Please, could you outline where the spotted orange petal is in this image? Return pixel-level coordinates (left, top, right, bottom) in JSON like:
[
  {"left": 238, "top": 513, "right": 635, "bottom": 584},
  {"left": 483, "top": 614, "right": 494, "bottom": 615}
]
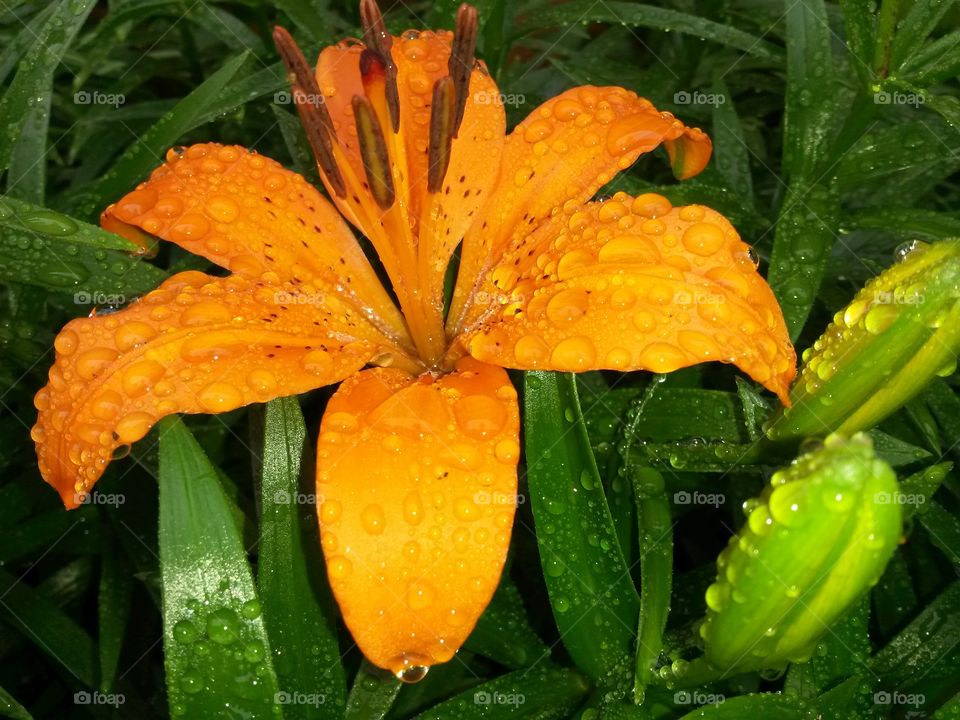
[
  {"left": 100, "top": 143, "right": 410, "bottom": 346},
  {"left": 316, "top": 357, "right": 519, "bottom": 675},
  {"left": 32, "top": 271, "right": 405, "bottom": 508},
  {"left": 448, "top": 86, "right": 712, "bottom": 336},
  {"left": 460, "top": 193, "right": 795, "bottom": 403}
]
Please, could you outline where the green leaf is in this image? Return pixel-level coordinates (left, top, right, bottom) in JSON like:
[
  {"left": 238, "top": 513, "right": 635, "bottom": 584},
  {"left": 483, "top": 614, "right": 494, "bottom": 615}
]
[
  {"left": 900, "top": 30, "right": 960, "bottom": 83},
  {"left": 0, "top": 567, "right": 97, "bottom": 686},
  {"left": 889, "top": 0, "right": 959, "bottom": 71},
  {"left": 344, "top": 662, "right": 400, "bottom": 720},
  {"left": 0, "top": 194, "right": 167, "bottom": 295},
  {"left": 678, "top": 692, "right": 804, "bottom": 718},
  {"left": 843, "top": 208, "right": 960, "bottom": 241},
  {"left": 782, "top": 0, "right": 836, "bottom": 179},
  {"left": 628, "top": 466, "right": 672, "bottom": 704},
  {"left": 80, "top": 52, "right": 248, "bottom": 213},
  {"left": 516, "top": 2, "right": 782, "bottom": 60},
  {"left": 464, "top": 578, "right": 547, "bottom": 670},
  {"left": 258, "top": 397, "right": 346, "bottom": 718},
  {"left": 0, "top": 685, "right": 32, "bottom": 720},
  {"left": 839, "top": 0, "right": 877, "bottom": 73},
  {"left": 158, "top": 417, "right": 281, "bottom": 719},
  {"left": 524, "top": 371, "right": 639, "bottom": 681},
  {"left": 710, "top": 77, "right": 755, "bottom": 211},
  {"left": 767, "top": 180, "right": 840, "bottom": 340},
  {"left": 918, "top": 501, "right": 960, "bottom": 565},
  {"left": 98, "top": 529, "right": 134, "bottom": 694},
  {"left": 412, "top": 665, "right": 589, "bottom": 719},
  {"left": 0, "top": 0, "right": 96, "bottom": 182}
]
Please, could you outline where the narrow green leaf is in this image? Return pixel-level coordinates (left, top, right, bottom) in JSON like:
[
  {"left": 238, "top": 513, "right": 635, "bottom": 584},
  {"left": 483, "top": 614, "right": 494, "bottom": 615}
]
[
  {"left": 158, "top": 417, "right": 281, "bottom": 719},
  {"left": 839, "top": 0, "right": 877, "bottom": 73},
  {"left": 782, "top": 0, "right": 836, "bottom": 179},
  {"left": 710, "top": 78, "right": 754, "bottom": 209},
  {"left": 0, "top": 568, "right": 97, "bottom": 686},
  {"left": 274, "top": 0, "right": 344, "bottom": 42},
  {"left": 900, "top": 30, "right": 960, "bottom": 83},
  {"left": 258, "top": 396, "right": 345, "bottom": 718},
  {"left": 412, "top": 665, "right": 589, "bottom": 719},
  {"left": 890, "top": 0, "right": 958, "bottom": 71},
  {"left": 735, "top": 377, "right": 771, "bottom": 442},
  {"left": 464, "top": 578, "right": 547, "bottom": 669},
  {"left": 0, "top": 0, "right": 96, "bottom": 178},
  {"left": 98, "top": 529, "right": 133, "bottom": 694},
  {"left": 344, "top": 662, "right": 400, "bottom": 720},
  {"left": 871, "top": 581, "right": 960, "bottom": 687},
  {"left": 919, "top": 501, "right": 960, "bottom": 565},
  {"left": 843, "top": 208, "right": 960, "bottom": 240},
  {"left": 678, "top": 692, "right": 804, "bottom": 718},
  {"left": 767, "top": 180, "right": 840, "bottom": 339},
  {"left": 0, "top": 685, "right": 32, "bottom": 720},
  {"left": 873, "top": 551, "right": 918, "bottom": 636},
  {"left": 82, "top": 52, "right": 248, "bottom": 212},
  {"left": 926, "top": 379, "right": 960, "bottom": 444},
  {"left": 0, "top": 194, "right": 166, "bottom": 295},
  {"left": 524, "top": 371, "right": 639, "bottom": 681},
  {"left": 517, "top": 2, "right": 782, "bottom": 59},
  {"left": 873, "top": 0, "right": 909, "bottom": 76},
  {"left": 628, "top": 466, "right": 672, "bottom": 704}
]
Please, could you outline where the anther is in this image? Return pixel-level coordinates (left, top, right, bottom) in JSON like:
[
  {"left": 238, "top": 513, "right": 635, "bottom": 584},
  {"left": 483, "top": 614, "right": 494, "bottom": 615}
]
[
  {"left": 427, "top": 77, "right": 455, "bottom": 193},
  {"left": 359, "top": 0, "right": 400, "bottom": 132},
  {"left": 448, "top": 4, "right": 478, "bottom": 137},
  {"left": 272, "top": 26, "right": 347, "bottom": 197},
  {"left": 352, "top": 94, "right": 396, "bottom": 209}
]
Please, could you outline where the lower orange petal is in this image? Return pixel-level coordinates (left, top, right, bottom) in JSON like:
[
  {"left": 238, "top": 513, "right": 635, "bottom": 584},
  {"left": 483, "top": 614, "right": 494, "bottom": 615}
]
[{"left": 316, "top": 358, "right": 520, "bottom": 676}]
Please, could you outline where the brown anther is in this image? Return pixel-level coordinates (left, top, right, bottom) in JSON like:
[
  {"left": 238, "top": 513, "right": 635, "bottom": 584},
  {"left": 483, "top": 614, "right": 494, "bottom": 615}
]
[
  {"left": 352, "top": 94, "right": 396, "bottom": 209},
  {"left": 272, "top": 26, "right": 346, "bottom": 197},
  {"left": 359, "top": 0, "right": 400, "bottom": 132},
  {"left": 427, "top": 76, "right": 455, "bottom": 193},
  {"left": 448, "top": 3, "right": 478, "bottom": 137}
]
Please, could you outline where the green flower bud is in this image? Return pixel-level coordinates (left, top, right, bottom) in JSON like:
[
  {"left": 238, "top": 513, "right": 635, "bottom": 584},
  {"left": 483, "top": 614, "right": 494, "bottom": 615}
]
[
  {"left": 701, "top": 433, "right": 901, "bottom": 672},
  {"left": 766, "top": 240, "right": 960, "bottom": 441}
]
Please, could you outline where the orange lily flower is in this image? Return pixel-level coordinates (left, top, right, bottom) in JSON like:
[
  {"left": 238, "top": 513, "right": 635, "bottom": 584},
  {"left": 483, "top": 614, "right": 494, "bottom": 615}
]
[{"left": 31, "top": 0, "right": 795, "bottom": 680}]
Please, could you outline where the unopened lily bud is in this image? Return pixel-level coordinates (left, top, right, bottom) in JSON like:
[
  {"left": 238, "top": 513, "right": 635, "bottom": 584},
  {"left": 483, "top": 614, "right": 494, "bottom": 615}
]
[
  {"left": 766, "top": 240, "right": 960, "bottom": 441},
  {"left": 701, "top": 433, "right": 901, "bottom": 672}
]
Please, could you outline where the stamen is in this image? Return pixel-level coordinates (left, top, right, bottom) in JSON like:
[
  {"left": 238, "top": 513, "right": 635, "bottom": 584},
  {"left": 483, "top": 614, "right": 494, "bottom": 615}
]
[
  {"left": 427, "top": 76, "right": 455, "bottom": 193},
  {"left": 448, "top": 4, "right": 478, "bottom": 137},
  {"left": 352, "top": 94, "right": 396, "bottom": 209},
  {"left": 359, "top": 0, "right": 400, "bottom": 132},
  {"left": 272, "top": 26, "right": 347, "bottom": 197}
]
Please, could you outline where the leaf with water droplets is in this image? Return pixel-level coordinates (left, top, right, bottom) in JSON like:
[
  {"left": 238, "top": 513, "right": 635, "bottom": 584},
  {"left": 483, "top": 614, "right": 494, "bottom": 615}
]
[
  {"left": 889, "top": 0, "right": 959, "bottom": 72},
  {"left": 344, "top": 661, "right": 400, "bottom": 720},
  {"left": 516, "top": 2, "right": 782, "bottom": 60},
  {"left": 464, "top": 577, "right": 548, "bottom": 669},
  {"left": 411, "top": 664, "right": 589, "bottom": 719},
  {"left": 0, "top": 684, "right": 32, "bottom": 720},
  {"left": 676, "top": 692, "right": 805, "bottom": 719},
  {"left": 524, "top": 371, "right": 639, "bottom": 681},
  {"left": 158, "top": 417, "right": 281, "bottom": 719},
  {"left": 258, "top": 396, "right": 345, "bottom": 718}
]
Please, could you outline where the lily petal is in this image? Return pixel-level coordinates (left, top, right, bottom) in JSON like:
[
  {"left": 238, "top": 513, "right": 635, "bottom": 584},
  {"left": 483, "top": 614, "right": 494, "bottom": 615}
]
[
  {"left": 101, "top": 143, "right": 410, "bottom": 346},
  {"left": 448, "top": 86, "right": 712, "bottom": 335},
  {"left": 33, "top": 271, "right": 398, "bottom": 508},
  {"left": 460, "top": 193, "right": 795, "bottom": 403},
  {"left": 316, "top": 357, "right": 519, "bottom": 675}
]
